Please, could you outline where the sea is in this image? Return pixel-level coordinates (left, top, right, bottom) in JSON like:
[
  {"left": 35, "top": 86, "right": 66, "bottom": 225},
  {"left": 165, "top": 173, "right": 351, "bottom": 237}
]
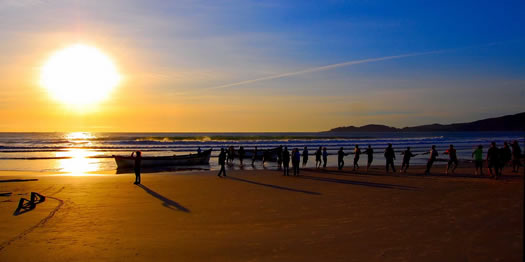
[{"left": 0, "top": 132, "right": 523, "bottom": 175}]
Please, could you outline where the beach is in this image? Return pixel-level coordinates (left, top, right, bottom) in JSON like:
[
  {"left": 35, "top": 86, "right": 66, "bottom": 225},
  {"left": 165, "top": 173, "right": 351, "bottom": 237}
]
[{"left": 0, "top": 166, "right": 522, "bottom": 261}]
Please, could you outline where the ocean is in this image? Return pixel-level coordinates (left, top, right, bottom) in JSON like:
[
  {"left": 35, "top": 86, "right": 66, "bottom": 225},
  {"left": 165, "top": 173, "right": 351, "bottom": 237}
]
[{"left": 0, "top": 132, "right": 523, "bottom": 174}]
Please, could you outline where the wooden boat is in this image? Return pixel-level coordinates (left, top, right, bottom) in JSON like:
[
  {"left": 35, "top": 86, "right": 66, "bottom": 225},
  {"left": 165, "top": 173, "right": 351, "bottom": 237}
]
[{"left": 113, "top": 149, "right": 211, "bottom": 169}]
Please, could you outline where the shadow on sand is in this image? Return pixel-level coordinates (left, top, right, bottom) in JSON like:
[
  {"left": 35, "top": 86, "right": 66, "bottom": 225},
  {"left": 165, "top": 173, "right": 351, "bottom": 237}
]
[
  {"left": 297, "top": 174, "right": 419, "bottom": 191},
  {"left": 0, "top": 179, "right": 38, "bottom": 183},
  {"left": 137, "top": 184, "right": 190, "bottom": 213},
  {"left": 226, "top": 176, "right": 321, "bottom": 195}
]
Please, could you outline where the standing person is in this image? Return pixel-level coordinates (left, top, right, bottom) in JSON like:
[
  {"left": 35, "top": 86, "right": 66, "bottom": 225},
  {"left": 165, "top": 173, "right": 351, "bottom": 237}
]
[
  {"left": 444, "top": 144, "right": 458, "bottom": 175},
  {"left": 500, "top": 142, "right": 512, "bottom": 174},
  {"left": 277, "top": 145, "right": 283, "bottom": 170},
  {"left": 511, "top": 140, "right": 522, "bottom": 173},
  {"left": 238, "top": 146, "right": 245, "bottom": 166},
  {"left": 322, "top": 147, "right": 328, "bottom": 168},
  {"left": 131, "top": 151, "right": 142, "bottom": 185},
  {"left": 282, "top": 146, "right": 290, "bottom": 176},
  {"left": 217, "top": 148, "right": 227, "bottom": 177},
  {"left": 384, "top": 143, "right": 396, "bottom": 173},
  {"left": 252, "top": 146, "right": 258, "bottom": 166},
  {"left": 337, "top": 147, "right": 346, "bottom": 170},
  {"left": 472, "top": 145, "right": 484, "bottom": 176},
  {"left": 302, "top": 146, "right": 309, "bottom": 167},
  {"left": 197, "top": 147, "right": 202, "bottom": 154},
  {"left": 292, "top": 148, "right": 301, "bottom": 176},
  {"left": 400, "top": 147, "right": 416, "bottom": 173},
  {"left": 487, "top": 142, "right": 500, "bottom": 178},
  {"left": 364, "top": 145, "right": 374, "bottom": 172},
  {"left": 353, "top": 145, "right": 361, "bottom": 171},
  {"left": 424, "top": 145, "right": 438, "bottom": 175},
  {"left": 315, "top": 146, "right": 322, "bottom": 168}
]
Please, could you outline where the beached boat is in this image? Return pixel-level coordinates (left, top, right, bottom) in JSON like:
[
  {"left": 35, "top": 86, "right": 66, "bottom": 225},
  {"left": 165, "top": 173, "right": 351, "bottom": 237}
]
[{"left": 113, "top": 149, "right": 212, "bottom": 169}]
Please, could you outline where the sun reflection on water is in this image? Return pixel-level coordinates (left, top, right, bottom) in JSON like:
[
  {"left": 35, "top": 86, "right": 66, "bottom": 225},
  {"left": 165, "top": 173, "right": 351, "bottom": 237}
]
[{"left": 56, "top": 132, "right": 101, "bottom": 175}]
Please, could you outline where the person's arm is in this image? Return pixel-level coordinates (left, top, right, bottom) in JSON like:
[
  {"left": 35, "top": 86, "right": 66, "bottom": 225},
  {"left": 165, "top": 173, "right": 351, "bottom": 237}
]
[{"left": 131, "top": 152, "right": 135, "bottom": 157}]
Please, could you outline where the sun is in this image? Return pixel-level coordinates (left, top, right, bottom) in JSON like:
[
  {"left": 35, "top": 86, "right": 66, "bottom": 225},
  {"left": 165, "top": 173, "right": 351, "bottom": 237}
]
[{"left": 40, "top": 44, "right": 121, "bottom": 108}]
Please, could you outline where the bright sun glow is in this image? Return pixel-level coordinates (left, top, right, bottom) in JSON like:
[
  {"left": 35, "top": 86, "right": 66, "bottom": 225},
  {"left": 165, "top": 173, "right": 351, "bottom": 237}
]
[{"left": 40, "top": 44, "right": 120, "bottom": 108}]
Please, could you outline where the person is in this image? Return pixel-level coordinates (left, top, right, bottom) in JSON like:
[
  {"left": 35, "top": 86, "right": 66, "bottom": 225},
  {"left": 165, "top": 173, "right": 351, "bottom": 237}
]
[
  {"left": 315, "top": 146, "right": 322, "bottom": 168},
  {"left": 353, "top": 145, "right": 361, "bottom": 171},
  {"left": 239, "top": 146, "right": 245, "bottom": 166},
  {"left": 302, "top": 146, "right": 309, "bottom": 167},
  {"left": 197, "top": 147, "right": 202, "bottom": 154},
  {"left": 487, "top": 142, "right": 500, "bottom": 178},
  {"left": 364, "top": 145, "right": 373, "bottom": 172},
  {"left": 282, "top": 146, "right": 290, "bottom": 176},
  {"left": 384, "top": 143, "right": 396, "bottom": 173},
  {"left": 217, "top": 148, "right": 227, "bottom": 177},
  {"left": 424, "top": 145, "right": 438, "bottom": 175},
  {"left": 292, "top": 148, "right": 301, "bottom": 176},
  {"left": 444, "top": 144, "right": 458, "bottom": 175},
  {"left": 500, "top": 142, "right": 512, "bottom": 174},
  {"left": 400, "top": 147, "right": 416, "bottom": 173},
  {"left": 337, "top": 147, "right": 346, "bottom": 170},
  {"left": 511, "top": 140, "right": 522, "bottom": 173},
  {"left": 252, "top": 146, "right": 258, "bottom": 166},
  {"left": 322, "top": 147, "right": 328, "bottom": 168},
  {"left": 277, "top": 145, "right": 283, "bottom": 170},
  {"left": 131, "top": 151, "right": 142, "bottom": 184},
  {"left": 472, "top": 145, "right": 483, "bottom": 176}
]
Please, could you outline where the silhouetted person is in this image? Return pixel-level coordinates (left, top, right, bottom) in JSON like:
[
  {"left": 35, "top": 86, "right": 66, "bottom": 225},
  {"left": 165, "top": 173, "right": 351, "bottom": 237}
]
[
  {"left": 131, "top": 151, "right": 142, "bottom": 184},
  {"left": 217, "top": 148, "right": 227, "bottom": 177},
  {"left": 487, "top": 142, "right": 500, "bottom": 178},
  {"left": 400, "top": 147, "right": 416, "bottom": 173},
  {"left": 197, "top": 147, "right": 202, "bottom": 154},
  {"left": 239, "top": 146, "right": 245, "bottom": 166},
  {"left": 424, "top": 145, "right": 438, "bottom": 175},
  {"left": 252, "top": 146, "right": 258, "bottom": 166},
  {"left": 277, "top": 145, "right": 283, "bottom": 170},
  {"left": 472, "top": 145, "right": 483, "bottom": 176},
  {"left": 500, "top": 142, "right": 512, "bottom": 173},
  {"left": 282, "top": 146, "right": 290, "bottom": 176},
  {"left": 384, "top": 143, "right": 396, "bottom": 173},
  {"left": 364, "top": 145, "right": 373, "bottom": 172},
  {"left": 353, "top": 145, "right": 361, "bottom": 171},
  {"left": 315, "top": 146, "right": 322, "bottom": 168},
  {"left": 511, "top": 140, "right": 522, "bottom": 173},
  {"left": 337, "top": 147, "right": 346, "bottom": 170},
  {"left": 322, "top": 147, "right": 328, "bottom": 168},
  {"left": 444, "top": 144, "right": 458, "bottom": 175},
  {"left": 292, "top": 148, "right": 301, "bottom": 176},
  {"left": 302, "top": 146, "right": 309, "bottom": 167},
  {"left": 227, "top": 146, "right": 235, "bottom": 164}
]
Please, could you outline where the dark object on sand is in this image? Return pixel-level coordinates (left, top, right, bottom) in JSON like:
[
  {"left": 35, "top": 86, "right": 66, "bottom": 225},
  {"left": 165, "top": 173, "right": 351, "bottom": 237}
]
[
  {"left": 113, "top": 149, "right": 212, "bottom": 169},
  {"left": 15, "top": 192, "right": 45, "bottom": 215}
]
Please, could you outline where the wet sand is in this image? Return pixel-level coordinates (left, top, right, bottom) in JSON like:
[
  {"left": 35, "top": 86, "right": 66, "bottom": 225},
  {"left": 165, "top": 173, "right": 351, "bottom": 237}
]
[{"left": 0, "top": 166, "right": 523, "bottom": 261}]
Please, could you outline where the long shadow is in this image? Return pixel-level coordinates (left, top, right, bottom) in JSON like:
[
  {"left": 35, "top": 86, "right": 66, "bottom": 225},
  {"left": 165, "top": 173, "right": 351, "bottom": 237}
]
[
  {"left": 0, "top": 179, "right": 38, "bottom": 183},
  {"left": 226, "top": 176, "right": 321, "bottom": 195},
  {"left": 297, "top": 175, "right": 419, "bottom": 191},
  {"left": 137, "top": 184, "right": 190, "bottom": 213}
]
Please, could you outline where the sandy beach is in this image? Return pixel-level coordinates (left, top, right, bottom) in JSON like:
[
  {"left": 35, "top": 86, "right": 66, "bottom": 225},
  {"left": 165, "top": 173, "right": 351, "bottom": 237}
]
[{"left": 0, "top": 166, "right": 522, "bottom": 261}]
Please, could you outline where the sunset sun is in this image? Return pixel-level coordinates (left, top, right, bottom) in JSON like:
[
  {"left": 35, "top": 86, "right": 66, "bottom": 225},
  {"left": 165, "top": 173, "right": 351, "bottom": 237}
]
[{"left": 40, "top": 44, "right": 120, "bottom": 108}]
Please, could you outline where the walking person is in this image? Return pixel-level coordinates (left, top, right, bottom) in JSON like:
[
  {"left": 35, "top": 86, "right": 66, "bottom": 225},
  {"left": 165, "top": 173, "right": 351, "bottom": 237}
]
[
  {"left": 424, "top": 145, "right": 438, "bottom": 175},
  {"left": 400, "top": 147, "right": 416, "bottom": 173},
  {"left": 352, "top": 145, "right": 361, "bottom": 171},
  {"left": 322, "top": 147, "right": 328, "bottom": 168},
  {"left": 131, "top": 151, "right": 142, "bottom": 185},
  {"left": 384, "top": 143, "right": 396, "bottom": 173},
  {"left": 472, "top": 145, "right": 483, "bottom": 176},
  {"left": 337, "top": 147, "right": 346, "bottom": 170},
  {"left": 292, "top": 148, "right": 301, "bottom": 176},
  {"left": 315, "top": 146, "right": 322, "bottom": 168},
  {"left": 500, "top": 142, "right": 512, "bottom": 174},
  {"left": 239, "top": 146, "right": 245, "bottom": 166},
  {"left": 511, "top": 140, "right": 522, "bottom": 173},
  {"left": 302, "top": 146, "right": 309, "bottom": 167},
  {"left": 487, "top": 142, "right": 500, "bottom": 178},
  {"left": 444, "top": 144, "right": 458, "bottom": 175},
  {"left": 282, "top": 146, "right": 290, "bottom": 176},
  {"left": 364, "top": 145, "right": 373, "bottom": 172},
  {"left": 217, "top": 148, "right": 227, "bottom": 177},
  {"left": 252, "top": 146, "right": 258, "bottom": 166}
]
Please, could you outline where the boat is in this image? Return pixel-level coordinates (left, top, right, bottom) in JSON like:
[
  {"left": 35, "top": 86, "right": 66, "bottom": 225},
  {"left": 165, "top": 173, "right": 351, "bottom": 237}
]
[{"left": 113, "top": 149, "right": 212, "bottom": 169}]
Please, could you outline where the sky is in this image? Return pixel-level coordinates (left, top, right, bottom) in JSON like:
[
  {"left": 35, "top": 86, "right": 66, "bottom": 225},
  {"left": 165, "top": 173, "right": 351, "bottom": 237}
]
[{"left": 0, "top": 0, "right": 524, "bottom": 132}]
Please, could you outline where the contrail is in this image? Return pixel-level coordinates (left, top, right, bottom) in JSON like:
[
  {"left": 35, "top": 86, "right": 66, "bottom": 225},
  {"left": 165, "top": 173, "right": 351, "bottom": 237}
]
[{"left": 203, "top": 49, "right": 446, "bottom": 92}]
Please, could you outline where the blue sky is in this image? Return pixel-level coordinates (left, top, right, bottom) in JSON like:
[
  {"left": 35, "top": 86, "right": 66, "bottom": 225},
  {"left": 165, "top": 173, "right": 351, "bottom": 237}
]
[{"left": 0, "top": 0, "right": 524, "bottom": 131}]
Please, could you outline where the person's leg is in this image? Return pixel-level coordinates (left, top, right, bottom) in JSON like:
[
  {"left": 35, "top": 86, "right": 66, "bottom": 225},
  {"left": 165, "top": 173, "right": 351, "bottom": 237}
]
[
  {"left": 452, "top": 160, "right": 458, "bottom": 173},
  {"left": 425, "top": 160, "right": 431, "bottom": 174},
  {"left": 391, "top": 161, "right": 396, "bottom": 173}
]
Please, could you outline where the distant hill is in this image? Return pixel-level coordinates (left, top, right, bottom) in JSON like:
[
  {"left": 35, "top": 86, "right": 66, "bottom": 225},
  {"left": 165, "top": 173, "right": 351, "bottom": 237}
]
[{"left": 326, "top": 112, "right": 525, "bottom": 132}]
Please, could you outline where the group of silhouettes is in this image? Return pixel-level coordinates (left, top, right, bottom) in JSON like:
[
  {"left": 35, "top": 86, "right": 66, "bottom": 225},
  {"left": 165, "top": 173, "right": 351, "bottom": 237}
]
[{"left": 216, "top": 140, "right": 522, "bottom": 179}]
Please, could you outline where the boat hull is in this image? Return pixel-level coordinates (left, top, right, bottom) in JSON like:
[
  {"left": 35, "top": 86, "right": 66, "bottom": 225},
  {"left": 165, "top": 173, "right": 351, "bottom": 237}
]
[{"left": 113, "top": 150, "right": 211, "bottom": 169}]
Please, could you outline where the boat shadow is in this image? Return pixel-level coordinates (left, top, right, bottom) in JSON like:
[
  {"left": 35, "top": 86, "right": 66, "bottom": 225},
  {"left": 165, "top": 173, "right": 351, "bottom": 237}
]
[
  {"left": 226, "top": 176, "right": 321, "bottom": 195},
  {"left": 137, "top": 184, "right": 190, "bottom": 213}
]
